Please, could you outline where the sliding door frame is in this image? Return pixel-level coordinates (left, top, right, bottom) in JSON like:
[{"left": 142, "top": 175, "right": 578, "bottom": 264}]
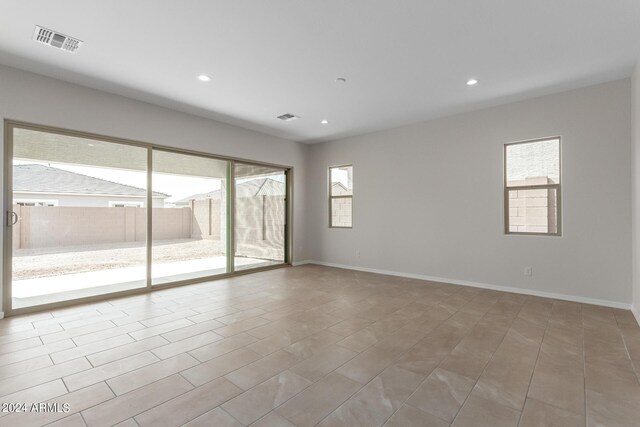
[
  {"left": 146, "top": 148, "right": 153, "bottom": 288},
  {"left": 228, "top": 161, "right": 235, "bottom": 274},
  {"left": 2, "top": 120, "right": 293, "bottom": 317},
  {"left": 3, "top": 122, "right": 14, "bottom": 316}
]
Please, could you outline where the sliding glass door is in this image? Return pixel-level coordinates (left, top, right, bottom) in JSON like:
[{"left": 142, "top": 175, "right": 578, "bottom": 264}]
[
  {"left": 4, "top": 123, "right": 290, "bottom": 314},
  {"left": 234, "top": 163, "right": 287, "bottom": 271},
  {"left": 9, "top": 128, "right": 148, "bottom": 309},
  {"left": 151, "top": 151, "right": 229, "bottom": 285}
]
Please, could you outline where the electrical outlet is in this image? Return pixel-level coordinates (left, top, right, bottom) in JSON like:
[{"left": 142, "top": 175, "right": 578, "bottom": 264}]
[
  {"left": 524, "top": 267, "right": 532, "bottom": 276},
  {"left": 355, "top": 250, "right": 360, "bottom": 258}
]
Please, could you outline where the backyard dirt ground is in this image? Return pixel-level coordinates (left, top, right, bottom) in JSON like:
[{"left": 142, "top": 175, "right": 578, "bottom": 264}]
[
  {"left": 13, "top": 238, "right": 285, "bottom": 280},
  {"left": 13, "top": 239, "right": 224, "bottom": 279}
]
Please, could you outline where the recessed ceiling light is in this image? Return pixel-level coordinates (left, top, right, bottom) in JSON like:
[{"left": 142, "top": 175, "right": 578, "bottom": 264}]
[
  {"left": 321, "top": 120, "right": 329, "bottom": 125},
  {"left": 197, "top": 74, "right": 212, "bottom": 82},
  {"left": 335, "top": 78, "right": 347, "bottom": 84},
  {"left": 466, "top": 78, "right": 479, "bottom": 86}
]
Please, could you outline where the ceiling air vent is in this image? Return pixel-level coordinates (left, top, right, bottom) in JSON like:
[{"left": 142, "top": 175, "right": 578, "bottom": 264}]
[
  {"left": 33, "top": 26, "right": 83, "bottom": 53},
  {"left": 277, "top": 113, "right": 300, "bottom": 122}
]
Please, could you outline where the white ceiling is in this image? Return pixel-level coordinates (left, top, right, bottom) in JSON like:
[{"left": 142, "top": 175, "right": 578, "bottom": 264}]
[{"left": 0, "top": 1, "right": 639, "bottom": 144}]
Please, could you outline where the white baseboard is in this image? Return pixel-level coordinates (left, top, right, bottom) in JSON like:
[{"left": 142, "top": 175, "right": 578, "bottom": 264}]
[
  {"left": 299, "top": 260, "right": 632, "bottom": 310},
  {"left": 292, "top": 260, "right": 312, "bottom": 267}
]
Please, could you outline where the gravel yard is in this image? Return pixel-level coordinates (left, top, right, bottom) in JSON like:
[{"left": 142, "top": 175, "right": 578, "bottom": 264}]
[{"left": 13, "top": 239, "right": 224, "bottom": 280}]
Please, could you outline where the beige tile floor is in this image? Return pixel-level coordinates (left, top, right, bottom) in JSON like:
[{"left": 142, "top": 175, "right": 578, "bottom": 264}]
[{"left": 1, "top": 265, "right": 639, "bottom": 427}]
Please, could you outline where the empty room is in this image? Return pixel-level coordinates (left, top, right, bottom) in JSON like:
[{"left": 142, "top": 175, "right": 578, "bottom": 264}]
[{"left": 0, "top": 1, "right": 639, "bottom": 426}]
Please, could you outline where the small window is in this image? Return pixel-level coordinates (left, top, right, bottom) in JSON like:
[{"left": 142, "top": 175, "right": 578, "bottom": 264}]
[
  {"left": 505, "top": 137, "right": 561, "bottom": 235},
  {"left": 109, "top": 201, "right": 144, "bottom": 208},
  {"left": 14, "top": 199, "right": 58, "bottom": 207},
  {"left": 329, "top": 165, "right": 353, "bottom": 228}
]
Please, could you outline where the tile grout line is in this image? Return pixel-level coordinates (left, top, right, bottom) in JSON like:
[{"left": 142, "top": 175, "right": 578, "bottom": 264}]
[
  {"left": 449, "top": 295, "right": 528, "bottom": 425},
  {"left": 315, "top": 289, "right": 493, "bottom": 426},
  {"left": 526, "top": 305, "right": 586, "bottom": 418},
  {"left": 2, "top": 267, "right": 639, "bottom": 427},
  {"left": 219, "top": 406, "right": 244, "bottom": 426},
  {"left": 616, "top": 324, "right": 640, "bottom": 389},
  {"left": 517, "top": 311, "right": 551, "bottom": 426},
  {"left": 103, "top": 356, "right": 267, "bottom": 424},
  {"left": 271, "top": 301, "right": 447, "bottom": 425},
  {"left": 384, "top": 316, "right": 482, "bottom": 423},
  {"left": 386, "top": 293, "right": 506, "bottom": 425}
]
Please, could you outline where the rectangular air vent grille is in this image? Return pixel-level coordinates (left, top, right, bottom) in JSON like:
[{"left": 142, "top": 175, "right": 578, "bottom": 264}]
[
  {"left": 62, "top": 37, "right": 81, "bottom": 52},
  {"left": 277, "top": 113, "right": 300, "bottom": 121},
  {"left": 35, "top": 27, "right": 53, "bottom": 44},
  {"left": 33, "top": 26, "right": 83, "bottom": 53}
]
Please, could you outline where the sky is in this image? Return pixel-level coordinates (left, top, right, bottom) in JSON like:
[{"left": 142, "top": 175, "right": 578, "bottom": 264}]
[{"left": 332, "top": 167, "right": 351, "bottom": 189}]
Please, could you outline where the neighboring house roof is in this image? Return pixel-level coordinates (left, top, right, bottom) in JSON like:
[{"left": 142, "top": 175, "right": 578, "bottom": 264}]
[
  {"left": 240, "top": 178, "right": 286, "bottom": 197},
  {"left": 331, "top": 182, "right": 350, "bottom": 195},
  {"left": 14, "top": 164, "right": 169, "bottom": 198},
  {"left": 176, "top": 177, "right": 285, "bottom": 204}
]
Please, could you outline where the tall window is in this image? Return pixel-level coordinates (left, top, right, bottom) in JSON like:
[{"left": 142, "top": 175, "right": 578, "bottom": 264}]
[
  {"left": 504, "top": 137, "right": 561, "bottom": 235},
  {"left": 5, "top": 122, "right": 291, "bottom": 314},
  {"left": 234, "top": 163, "right": 287, "bottom": 271},
  {"left": 151, "top": 151, "right": 229, "bottom": 285},
  {"left": 10, "top": 127, "right": 148, "bottom": 310},
  {"left": 329, "top": 165, "right": 353, "bottom": 228}
]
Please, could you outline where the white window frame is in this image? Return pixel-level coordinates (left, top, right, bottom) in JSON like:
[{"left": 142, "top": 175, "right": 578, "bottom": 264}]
[
  {"left": 329, "top": 164, "right": 353, "bottom": 229},
  {"left": 504, "top": 137, "right": 562, "bottom": 236}
]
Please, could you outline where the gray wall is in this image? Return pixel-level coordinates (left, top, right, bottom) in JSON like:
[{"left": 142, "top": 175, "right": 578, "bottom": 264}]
[
  {"left": 306, "top": 79, "right": 632, "bottom": 306},
  {"left": 1, "top": 63, "right": 635, "bottom": 314},
  {"left": 632, "top": 63, "right": 640, "bottom": 321},
  {"left": 0, "top": 64, "right": 309, "bottom": 312}
]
